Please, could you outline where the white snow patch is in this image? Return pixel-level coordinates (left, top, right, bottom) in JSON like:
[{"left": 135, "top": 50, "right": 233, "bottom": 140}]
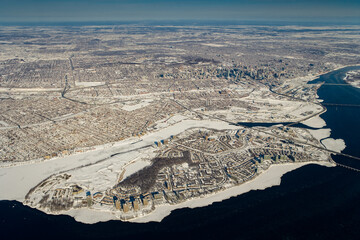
[
  {"left": 154, "top": 114, "right": 188, "bottom": 129},
  {"left": 65, "top": 208, "right": 117, "bottom": 224},
  {"left": 121, "top": 159, "right": 152, "bottom": 180},
  {"left": 201, "top": 43, "right": 226, "bottom": 47},
  {"left": 122, "top": 99, "right": 153, "bottom": 111},
  {"left": 321, "top": 138, "right": 346, "bottom": 152},
  {"left": 75, "top": 81, "right": 105, "bottom": 87},
  {"left": 308, "top": 128, "right": 331, "bottom": 141},
  {"left": 302, "top": 116, "right": 326, "bottom": 128}
]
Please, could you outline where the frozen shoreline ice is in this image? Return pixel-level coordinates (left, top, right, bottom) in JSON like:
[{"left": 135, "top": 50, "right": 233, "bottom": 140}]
[
  {"left": 302, "top": 116, "right": 326, "bottom": 128},
  {"left": 322, "top": 138, "right": 346, "bottom": 152}
]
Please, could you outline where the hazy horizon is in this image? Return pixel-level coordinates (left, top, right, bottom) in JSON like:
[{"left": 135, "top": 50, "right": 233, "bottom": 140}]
[{"left": 1, "top": 0, "right": 359, "bottom": 24}]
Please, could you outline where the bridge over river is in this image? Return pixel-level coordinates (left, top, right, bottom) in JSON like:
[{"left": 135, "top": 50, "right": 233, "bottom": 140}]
[{"left": 322, "top": 103, "right": 360, "bottom": 108}]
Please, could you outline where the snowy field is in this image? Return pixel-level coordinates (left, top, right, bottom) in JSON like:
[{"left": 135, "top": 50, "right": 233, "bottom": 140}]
[
  {"left": 302, "top": 116, "right": 326, "bottom": 128},
  {"left": 75, "top": 81, "right": 105, "bottom": 87},
  {"left": 122, "top": 99, "right": 153, "bottom": 111},
  {"left": 322, "top": 138, "right": 346, "bottom": 152}
]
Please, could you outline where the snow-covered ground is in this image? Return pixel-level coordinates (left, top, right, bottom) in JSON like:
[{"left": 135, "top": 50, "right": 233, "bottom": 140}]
[
  {"left": 75, "top": 81, "right": 105, "bottom": 87},
  {"left": 302, "top": 116, "right": 326, "bottom": 128},
  {"left": 60, "top": 161, "right": 334, "bottom": 224},
  {"left": 308, "top": 128, "right": 346, "bottom": 152},
  {"left": 322, "top": 138, "right": 346, "bottom": 152},
  {"left": 153, "top": 114, "right": 188, "bottom": 129},
  {"left": 0, "top": 119, "right": 239, "bottom": 202},
  {"left": 0, "top": 86, "right": 343, "bottom": 224},
  {"left": 120, "top": 158, "right": 152, "bottom": 181},
  {"left": 308, "top": 128, "right": 331, "bottom": 141},
  {"left": 122, "top": 99, "right": 153, "bottom": 111},
  {"left": 201, "top": 43, "right": 226, "bottom": 47}
]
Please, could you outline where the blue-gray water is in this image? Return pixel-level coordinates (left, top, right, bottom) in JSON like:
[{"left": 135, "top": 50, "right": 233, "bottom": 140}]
[{"left": 1, "top": 67, "right": 360, "bottom": 240}]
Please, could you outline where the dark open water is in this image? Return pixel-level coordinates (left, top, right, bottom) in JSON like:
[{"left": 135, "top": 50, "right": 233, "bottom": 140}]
[{"left": 1, "top": 67, "right": 360, "bottom": 240}]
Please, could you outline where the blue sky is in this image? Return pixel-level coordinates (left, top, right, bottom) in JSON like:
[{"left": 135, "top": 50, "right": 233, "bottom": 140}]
[{"left": 0, "top": 0, "right": 359, "bottom": 23}]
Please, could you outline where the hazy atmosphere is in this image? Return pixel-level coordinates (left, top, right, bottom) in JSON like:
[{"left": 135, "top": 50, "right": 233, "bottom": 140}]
[{"left": 1, "top": 0, "right": 360, "bottom": 23}]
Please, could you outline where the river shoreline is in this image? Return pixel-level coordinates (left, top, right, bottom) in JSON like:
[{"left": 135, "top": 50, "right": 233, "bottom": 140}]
[
  {"left": 1, "top": 66, "right": 357, "bottom": 224},
  {"left": 46, "top": 161, "right": 333, "bottom": 224}
]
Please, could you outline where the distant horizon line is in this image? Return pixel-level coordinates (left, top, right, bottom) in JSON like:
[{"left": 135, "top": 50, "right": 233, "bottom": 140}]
[{"left": 1, "top": 18, "right": 360, "bottom": 27}]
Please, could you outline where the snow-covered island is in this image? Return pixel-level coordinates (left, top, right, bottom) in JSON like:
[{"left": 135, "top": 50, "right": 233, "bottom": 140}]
[
  {"left": 0, "top": 117, "right": 341, "bottom": 223},
  {"left": 0, "top": 102, "right": 345, "bottom": 224}
]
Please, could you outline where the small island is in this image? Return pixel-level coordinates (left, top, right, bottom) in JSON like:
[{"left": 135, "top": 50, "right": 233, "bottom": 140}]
[{"left": 24, "top": 125, "right": 336, "bottom": 223}]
